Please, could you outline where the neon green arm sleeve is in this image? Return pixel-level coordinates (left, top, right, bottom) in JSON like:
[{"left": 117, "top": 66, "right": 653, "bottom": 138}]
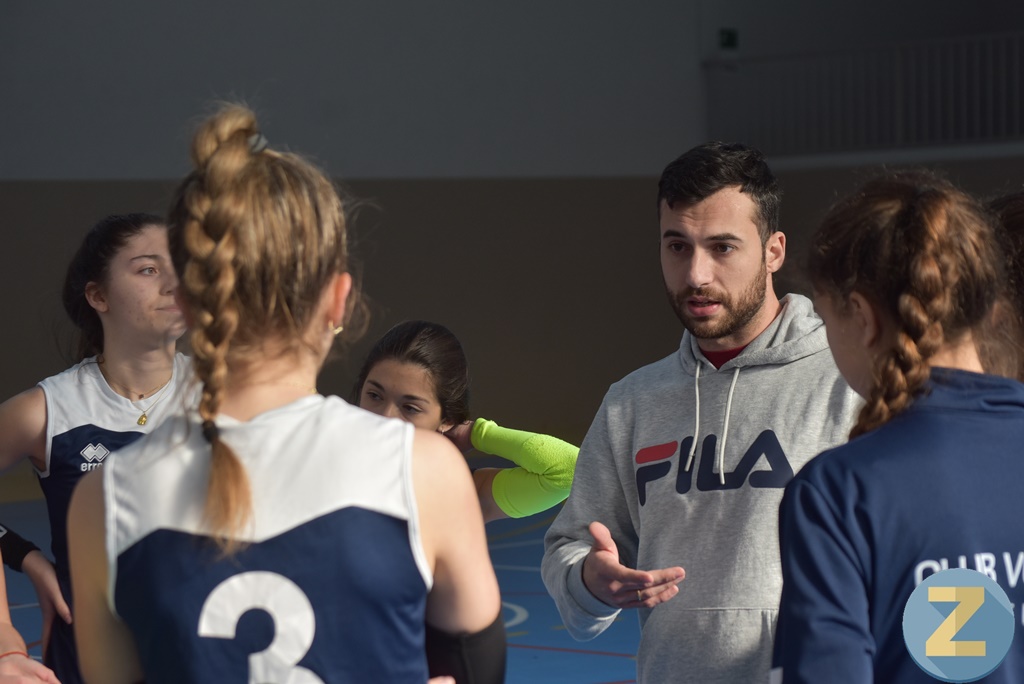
[{"left": 471, "top": 418, "right": 579, "bottom": 519}]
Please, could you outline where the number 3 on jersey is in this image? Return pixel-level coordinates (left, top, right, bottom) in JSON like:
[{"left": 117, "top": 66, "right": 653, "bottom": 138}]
[{"left": 198, "top": 571, "right": 324, "bottom": 684}]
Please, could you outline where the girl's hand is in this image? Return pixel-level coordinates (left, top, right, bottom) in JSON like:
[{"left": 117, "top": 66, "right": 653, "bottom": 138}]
[
  {"left": 22, "top": 552, "right": 71, "bottom": 659},
  {"left": 0, "top": 651, "right": 61, "bottom": 682},
  {"left": 442, "top": 420, "right": 475, "bottom": 454}
]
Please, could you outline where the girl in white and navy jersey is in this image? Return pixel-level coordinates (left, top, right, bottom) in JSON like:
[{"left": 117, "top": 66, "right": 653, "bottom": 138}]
[
  {"left": 0, "top": 212, "right": 189, "bottom": 684},
  {"left": 68, "top": 104, "right": 506, "bottom": 684}
]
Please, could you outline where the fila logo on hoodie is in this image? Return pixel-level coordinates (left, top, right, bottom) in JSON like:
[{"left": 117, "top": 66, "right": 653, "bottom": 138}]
[{"left": 634, "top": 431, "right": 793, "bottom": 505}]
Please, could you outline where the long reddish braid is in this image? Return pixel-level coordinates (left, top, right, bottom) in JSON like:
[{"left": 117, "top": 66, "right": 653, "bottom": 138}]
[{"left": 809, "top": 171, "right": 1003, "bottom": 438}]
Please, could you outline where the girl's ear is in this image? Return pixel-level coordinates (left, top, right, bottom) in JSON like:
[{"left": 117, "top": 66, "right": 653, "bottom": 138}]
[
  {"left": 84, "top": 281, "right": 109, "bottom": 314},
  {"left": 326, "top": 272, "right": 353, "bottom": 330},
  {"left": 849, "top": 291, "right": 884, "bottom": 349}
]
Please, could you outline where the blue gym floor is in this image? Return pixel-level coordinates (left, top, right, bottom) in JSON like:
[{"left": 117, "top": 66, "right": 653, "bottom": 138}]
[{"left": 2, "top": 498, "right": 640, "bottom": 683}]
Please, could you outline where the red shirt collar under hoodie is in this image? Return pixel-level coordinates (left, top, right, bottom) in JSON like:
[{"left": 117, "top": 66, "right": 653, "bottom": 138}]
[
  {"left": 701, "top": 345, "right": 748, "bottom": 369},
  {"left": 685, "top": 344, "right": 748, "bottom": 485}
]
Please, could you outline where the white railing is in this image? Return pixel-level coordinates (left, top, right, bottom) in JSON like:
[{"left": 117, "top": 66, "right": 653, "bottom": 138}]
[{"left": 704, "top": 32, "right": 1024, "bottom": 156}]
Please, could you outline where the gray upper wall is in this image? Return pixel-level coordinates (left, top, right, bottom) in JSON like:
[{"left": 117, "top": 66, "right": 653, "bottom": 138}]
[
  {"left": 697, "top": 0, "right": 1024, "bottom": 58},
  {"left": 0, "top": 2, "right": 702, "bottom": 180},
  {"left": 3, "top": 1, "right": 1022, "bottom": 181}
]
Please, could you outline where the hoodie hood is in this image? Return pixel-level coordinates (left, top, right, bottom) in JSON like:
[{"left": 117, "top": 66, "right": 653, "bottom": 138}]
[
  {"left": 677, "top": 293, "right": 832, "bottom": 484},
  {"left": 678, "top": 293, "right": 827, "bottom": 375}
]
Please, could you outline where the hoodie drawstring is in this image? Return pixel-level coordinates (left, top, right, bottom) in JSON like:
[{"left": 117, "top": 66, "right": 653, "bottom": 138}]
[
  {"left": 717, "top": 367, "right": 741, "bottom": 485},
  {"left": 685, "top": 364, "right": 742, "bottom": 485},
  {"left": 684, "top": 363, "right": 701, "bottom": 471}
]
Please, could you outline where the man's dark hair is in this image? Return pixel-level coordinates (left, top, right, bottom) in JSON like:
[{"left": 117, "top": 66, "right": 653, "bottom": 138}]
[{"left": 657, "top": 141, "right": 780, "bottom": 243}]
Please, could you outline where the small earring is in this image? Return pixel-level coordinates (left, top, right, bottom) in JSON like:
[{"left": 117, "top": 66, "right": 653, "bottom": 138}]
[{"left": 329, "top": 320, "right": 344, "bottom": 336}]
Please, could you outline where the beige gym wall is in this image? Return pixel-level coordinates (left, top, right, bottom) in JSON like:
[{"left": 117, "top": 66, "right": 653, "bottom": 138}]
[{"left": 4, "top": 152, "right": 1022, "bottom": 457}]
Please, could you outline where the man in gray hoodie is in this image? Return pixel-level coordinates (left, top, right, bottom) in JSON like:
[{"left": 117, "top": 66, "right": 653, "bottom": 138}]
[{"left": 541, "top": 142, "right": 861, "bottom": 683}]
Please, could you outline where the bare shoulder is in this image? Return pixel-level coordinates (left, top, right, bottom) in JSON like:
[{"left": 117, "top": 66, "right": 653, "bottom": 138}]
[
  {"left": 409, "top": 428, "right": 483, "bottom": 544},
  {"left": 0, "top": 386, "right": 46, "bottom": 425},
  {"left": 410, "top": 429, "right": 475, "bottom": 491},
  {"left": 0, "top": 387, "right": 47, "bottom": 469}
]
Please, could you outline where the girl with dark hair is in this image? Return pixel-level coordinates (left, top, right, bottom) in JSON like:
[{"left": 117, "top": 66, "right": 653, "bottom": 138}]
[
  {"left": 772, "top": 171, "right": 1024, "bottom": 682},
  {"left": 68, "top": 105, "right": 504, "bottom": 684},
  {"left": 356, "top": 320, "right": 578, "bottom": 523},
  {"left": 980, "top": 189, "right": 1024, "bottom": 380},
  {"left": 989, "top": 188, "right": 1024, "bottom": 315},
  {"left": 0, "top": 212, "right": 190, "bottom": 683}
]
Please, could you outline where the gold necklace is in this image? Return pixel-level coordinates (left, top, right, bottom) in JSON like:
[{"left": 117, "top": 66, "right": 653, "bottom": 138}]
[
  {"left": 132, "top": 381, "right": 174, "bottom": 426},
  {"left": 98, "top": 359, "right": 174, "bottom": 425}
]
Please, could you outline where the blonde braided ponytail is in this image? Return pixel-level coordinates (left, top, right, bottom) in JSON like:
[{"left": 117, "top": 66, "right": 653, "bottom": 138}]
[{"left": 168, "top": 104, "right": 355, "bottom": 552}]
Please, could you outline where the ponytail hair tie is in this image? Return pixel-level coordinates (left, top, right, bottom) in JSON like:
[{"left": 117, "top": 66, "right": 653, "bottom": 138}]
[
  {"left": 202, "top": 419, "right": 220, "bottom": 444},
  {"left": 247, "top": 133, "right": 269, "bottom": 154}
]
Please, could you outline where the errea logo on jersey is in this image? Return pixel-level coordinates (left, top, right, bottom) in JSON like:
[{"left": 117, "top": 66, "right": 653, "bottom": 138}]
[{"left": 80, "top": 443, "right": 110, "bottom": 472}]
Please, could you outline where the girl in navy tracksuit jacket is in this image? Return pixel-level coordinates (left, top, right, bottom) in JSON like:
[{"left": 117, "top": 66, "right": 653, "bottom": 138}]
[{"left": 772, "top": 171, "right": 1024, "bottom": 683}]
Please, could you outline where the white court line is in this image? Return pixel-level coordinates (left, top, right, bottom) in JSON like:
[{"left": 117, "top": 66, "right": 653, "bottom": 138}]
[
  {"left": 10, "top": 603, "right": 40, "bottom": 611},
  {"left": 502, "top": 602, "right": 529, "bottom": 628}
]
